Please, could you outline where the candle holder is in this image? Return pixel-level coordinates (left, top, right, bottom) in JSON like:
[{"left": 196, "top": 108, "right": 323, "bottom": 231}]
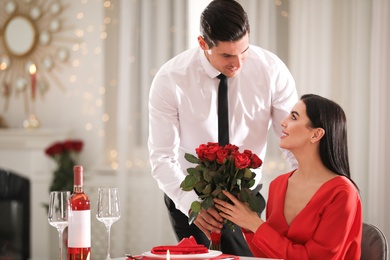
[
  {"left": 23, "top": 63, "right": 40, "bottom": 129},
  {"left": 23, "top": 113, "right": 40, "bottom": 129}
]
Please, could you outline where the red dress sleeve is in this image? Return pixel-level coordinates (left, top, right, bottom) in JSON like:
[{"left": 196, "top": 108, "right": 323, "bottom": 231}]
[{"left": 243, "top": 173, "right": 362, "bottom": 260}]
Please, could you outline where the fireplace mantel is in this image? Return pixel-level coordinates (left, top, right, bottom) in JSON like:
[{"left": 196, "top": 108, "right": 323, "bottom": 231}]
[{"left": 0, "top": 128, "right": 70, "bottom": 260}]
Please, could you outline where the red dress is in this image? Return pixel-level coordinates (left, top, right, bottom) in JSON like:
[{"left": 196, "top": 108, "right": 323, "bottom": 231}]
[{"left": 243, "top": 171, "right": 362, "bottom": 260}]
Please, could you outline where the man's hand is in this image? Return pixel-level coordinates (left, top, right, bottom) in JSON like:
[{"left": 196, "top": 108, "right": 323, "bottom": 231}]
[{"left": 193, "top": 207, "right": 224, "bottom": 240}]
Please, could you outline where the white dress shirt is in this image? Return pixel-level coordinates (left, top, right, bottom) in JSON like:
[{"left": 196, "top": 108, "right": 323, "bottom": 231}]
[{"left": 148, "top": 45, "right": 298, "bottom": 215}]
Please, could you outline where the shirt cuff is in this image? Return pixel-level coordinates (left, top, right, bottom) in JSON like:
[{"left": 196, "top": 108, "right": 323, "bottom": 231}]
[{"left": 177, "top": 191, "right": 201, "bottom": 217}]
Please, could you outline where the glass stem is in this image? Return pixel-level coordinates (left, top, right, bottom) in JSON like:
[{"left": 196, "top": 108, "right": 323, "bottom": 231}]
[
  {"left": 106, "top": 225, "right": 112, "bottom": 259},
  {"left": 58, "top": 229, "right": 63, "bottom": 260}
]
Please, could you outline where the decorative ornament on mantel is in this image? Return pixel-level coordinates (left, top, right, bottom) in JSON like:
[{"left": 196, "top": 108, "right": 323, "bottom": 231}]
[
  {"left": 23, "top": 63, "right": 40, "bottom": 129},
  {"left": 0, "top": 0, "right": 78, "bottom": 126}
]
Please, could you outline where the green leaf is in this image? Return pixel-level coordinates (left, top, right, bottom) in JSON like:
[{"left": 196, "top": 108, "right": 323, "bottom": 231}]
[
  {"left": 236, "top": 170, "right": 244, "bottom": 179},
  {"left": 199, "top": 194, "right": 208, "bottom": 199},
  {"left": 239, "top": 188, "right": 250, "bottom": 203},
  {"left": 204, "top": 169, "right": 219, "bottom": 183},
  {"left": 217, "top": 164, "right": 226, "bottom": 174},
  {"left": 194, "top": 181, "right": 207, "bottom": 193},
  {"left": 247, "top": 193, "right": 261, "bottom": 212},
  {"left": 211, "top": 186, "right": 222, "bottom": 197},
  {"left": 202, "top": 183, "right": 212, "bottom": 194},
  {"left": 188, "top": 210, "right": 199, "bottom": 225},
  {"left": 187, "top": 167, "right": 201, "bottom": 176},
  {"left": 185, "top": 153, "right": 201, "bottom": 164},
  {"left": 204, "top": 160, "right": 211, "bottom": 167},
  {"left": 190, "top": 201, "right": 202, "bottom": 213},
  {"left": 217, "top": 192, "right": 227, "bottom": 200},
  {"left": 247, "top": 179, "right": 255, "bottom": 188},
  {"left": 203, "top": 169, "right": 212, "bottom": 182},
  {"left": 244, "top": 168, "right": 252, "bottom": 179},
  {"left": 180, "top": 174, "right": 198, "bottom": 191},
  {"left": 201, "top": 196, "right": 214, "bottom": 210}
]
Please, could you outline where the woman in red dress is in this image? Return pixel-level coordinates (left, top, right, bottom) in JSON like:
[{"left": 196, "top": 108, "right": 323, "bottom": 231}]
[{"left": 214, "top": 94, "right": 362, "bottom": 259}]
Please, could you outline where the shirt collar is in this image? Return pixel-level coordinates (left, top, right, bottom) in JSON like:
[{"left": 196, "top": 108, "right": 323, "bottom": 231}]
[{"left": 198, "top": 48, "right": 221, "bottom": 79}]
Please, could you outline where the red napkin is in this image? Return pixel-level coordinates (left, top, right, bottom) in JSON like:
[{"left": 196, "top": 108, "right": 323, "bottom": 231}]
[{"left": 150, "top": 236, "right": 209, "bottom": 255}]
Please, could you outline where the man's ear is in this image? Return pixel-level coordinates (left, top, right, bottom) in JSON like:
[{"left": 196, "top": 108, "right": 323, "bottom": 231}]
[
  {"left": 198, "top": 36, "right": 208, "bottom": 50},
  {"left": 311, "top": 128, "right": 325, "bottom": 143}
]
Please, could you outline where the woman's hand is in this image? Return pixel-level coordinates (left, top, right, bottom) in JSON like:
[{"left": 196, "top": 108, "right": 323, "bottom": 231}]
[{"left": 214, "top": 190, "right": 264, "bottom": 233}]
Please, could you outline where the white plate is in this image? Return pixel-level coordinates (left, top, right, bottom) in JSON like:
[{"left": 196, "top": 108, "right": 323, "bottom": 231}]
[{"left": 142, "top": 249, "right": 222, "bottom": 259}]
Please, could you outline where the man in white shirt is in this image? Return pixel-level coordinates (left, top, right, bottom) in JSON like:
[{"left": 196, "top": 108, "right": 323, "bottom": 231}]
[{"left": 148, "top": 0, "right": 297, "bottom": 256}]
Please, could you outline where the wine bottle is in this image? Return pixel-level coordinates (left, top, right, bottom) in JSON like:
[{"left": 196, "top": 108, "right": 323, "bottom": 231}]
[{"left": 67, "top": 165, "right": 91, "bottom": 260}]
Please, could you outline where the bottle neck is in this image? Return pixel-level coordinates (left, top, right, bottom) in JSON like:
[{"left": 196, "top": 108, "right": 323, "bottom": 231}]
[
  {"left": 73, "top": 165, "right": 84, "bottom": 191},
  {"left": 73, "top": 185, "right": 84, "bottom": 193}
]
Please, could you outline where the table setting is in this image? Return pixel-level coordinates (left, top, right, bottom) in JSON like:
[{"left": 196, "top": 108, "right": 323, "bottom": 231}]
[
  {"left": 115, "top": 236, "right": 279, "bottom": 260},
  {"left": 46, "top": 160, "right": 280, "bottom": 260},
  {"left": 47, "top": 188, "right": 279, "bottom": 260},
  {"left": 124, "top": 236, "right": 235, "bottom": 260}
]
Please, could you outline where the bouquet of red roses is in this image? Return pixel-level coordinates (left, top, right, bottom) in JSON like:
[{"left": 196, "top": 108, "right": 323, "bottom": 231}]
[
  {"left": 180, "top": 142, "right": 263, "bottom": 230},
  {"left": 45, "top": 140, "right": 83, "bottom": 193}
]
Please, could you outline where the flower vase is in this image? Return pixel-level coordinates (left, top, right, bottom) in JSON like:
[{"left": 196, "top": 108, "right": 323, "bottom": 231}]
[{"left": 209, "top": 232, "right": 221, "bottom": 251}]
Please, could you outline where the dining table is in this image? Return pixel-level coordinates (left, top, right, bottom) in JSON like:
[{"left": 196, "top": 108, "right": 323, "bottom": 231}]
[
  {"left": 112, "top": 257, "right": 279, "bottom": 260},
  {"left": 111, "top": 236, "right": 283, "bottom": 260}
]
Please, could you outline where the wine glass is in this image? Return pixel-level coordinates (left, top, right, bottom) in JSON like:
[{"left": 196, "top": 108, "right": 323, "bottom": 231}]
[
  {"left": 48, "top": 191, "right": 71, "bottom": 260},
  {"left": 96, "top": 187, "right": 121, "bottom": 260}
]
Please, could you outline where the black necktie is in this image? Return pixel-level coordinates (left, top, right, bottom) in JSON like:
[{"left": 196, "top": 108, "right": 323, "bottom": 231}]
[{"left": 217, "top": 74, "right": 229, "bottom": 146}]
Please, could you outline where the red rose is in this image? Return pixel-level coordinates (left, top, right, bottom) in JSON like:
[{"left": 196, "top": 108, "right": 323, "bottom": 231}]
[
  {"left": 64, "top": 140, "right": 83, "bottom": 152},
  {"left": 207, "top": 142, "right": 219, "bottom": 147},
  {"left": 243, "top": 149, "right": 253, "bottom": 157},
  {"left": 196, "top": 144, "right": 208, "bottom": 161},
  {"left": 45, "top": 140, "right": 83, "bottom": 157},
  {"left": 234, "top": 152, "right": 251, "bottom": 169},
  {"left": 204, "top": 145, "right": 220, "bottom": 161},
  {"left": 45, "top": 142, "right": 64, "bottom": 156},
  {"left": 230, "top": 150, "right": 239, "bottom": 160},
  {"left": 250, "top": 154, "right": 263, "bottom": 169},
  {"left": 216, "top": 149, "right": 229, "bottom": 164},
  {"left": 224, "top": 144, "right": 239, "bottom": 154}
]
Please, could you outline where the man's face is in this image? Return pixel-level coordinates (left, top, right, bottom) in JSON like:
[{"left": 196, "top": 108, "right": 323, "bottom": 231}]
[{"left": 199, "top": 33, "right": 250, "bottom": 78}]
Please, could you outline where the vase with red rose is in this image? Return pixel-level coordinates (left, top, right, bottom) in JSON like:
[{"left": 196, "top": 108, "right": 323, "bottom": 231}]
[{"left": 45, "top": 139, "right": 83, "bottom": 193}]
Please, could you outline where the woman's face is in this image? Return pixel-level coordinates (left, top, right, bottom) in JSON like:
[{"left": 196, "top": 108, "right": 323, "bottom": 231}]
[{"left": 280, "top": 101, "right": 316, "bottom": 152}]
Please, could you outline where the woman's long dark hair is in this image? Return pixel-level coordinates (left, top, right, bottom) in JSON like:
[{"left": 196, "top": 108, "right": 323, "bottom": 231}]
[
  {"left": 200, "top": 0, "right": 250, "bottom": 48},
  {"left": 301, "top": 94, "right": 358, "bottom": 190}
]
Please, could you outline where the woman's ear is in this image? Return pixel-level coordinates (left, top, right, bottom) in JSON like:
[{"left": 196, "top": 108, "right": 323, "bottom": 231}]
[
  {"left": 311, "top": 128, "right": 325, "bottom": 143},
  {"left": 198, "top": 36, "right": 208, "bottom": 50}
]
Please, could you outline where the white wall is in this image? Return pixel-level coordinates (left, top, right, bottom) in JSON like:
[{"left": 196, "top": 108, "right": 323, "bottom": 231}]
[{"left": 1, "top": 0, "right": 105, "bottom": 171}]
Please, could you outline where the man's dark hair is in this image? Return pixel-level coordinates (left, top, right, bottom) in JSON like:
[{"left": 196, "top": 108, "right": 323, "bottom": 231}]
[{"left": 200, "top": 0, "right": 250, "bottom": 48}]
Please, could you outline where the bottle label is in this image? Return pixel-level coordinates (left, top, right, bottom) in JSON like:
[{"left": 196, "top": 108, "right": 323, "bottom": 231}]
[{"left": 68, "top": 210, "right": 91, "bottom": 247}]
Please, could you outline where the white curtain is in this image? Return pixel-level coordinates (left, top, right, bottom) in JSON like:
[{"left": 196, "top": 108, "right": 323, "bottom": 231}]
[
  {"left": 113, "top": 0, "right": 188, "bottom": 256},
  {"left": 109, "top": 0, "right": 390, "bottom": 256},
  {"left": 367, "top": 0, "right": 390, "bottom": 240},
  {"left": 289, "top": 0, "right": 372, "bottom": 205},
  {"left": 288, "top": 0, "right": 390, "bottom": 240}
]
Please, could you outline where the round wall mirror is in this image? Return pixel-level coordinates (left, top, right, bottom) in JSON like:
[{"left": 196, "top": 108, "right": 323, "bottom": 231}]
[
  {"left": 0, "top": 0, "right": 74, "bottom": 113},
  {"left": 3, "top": 15, "right": 37, "bottom": 57}
]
